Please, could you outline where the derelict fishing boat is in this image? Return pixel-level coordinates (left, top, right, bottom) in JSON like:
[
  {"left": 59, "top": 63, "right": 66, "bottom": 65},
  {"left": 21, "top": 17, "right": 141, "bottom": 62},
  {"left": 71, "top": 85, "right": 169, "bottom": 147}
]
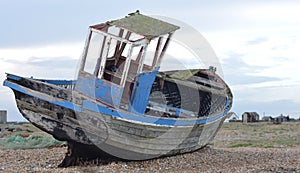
[{"left": 3, "top": 11, "right": 233, "bottom": 166}]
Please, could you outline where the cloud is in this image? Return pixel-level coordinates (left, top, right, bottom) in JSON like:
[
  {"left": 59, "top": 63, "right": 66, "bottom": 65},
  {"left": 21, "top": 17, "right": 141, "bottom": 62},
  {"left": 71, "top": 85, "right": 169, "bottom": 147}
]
[
  {"left": 0, "top": 42, "right": 83, "bottom": 60},
  {"left": 221, "top": 52, "right": 283, "bottom": 85},
  {"left": 209, "top": 31, "right": 300, "bottom": 117},
  {"left": 25, "top": 56, "right": 78, "bottom": 69},
  {"left": 1, "top": 56, "right": 79, "bottom": 79},
  {"left": 245, "top": 37, "right": 268, "bottom": 45},
  {"left": 226, "top": 74, "right": 281, "bottom": 86},
  {"left": 0, "top": 1, "right": 123, "bottom": 48},
  {"left": 0, "top": 43, "right": 83, "bottom": 78}
]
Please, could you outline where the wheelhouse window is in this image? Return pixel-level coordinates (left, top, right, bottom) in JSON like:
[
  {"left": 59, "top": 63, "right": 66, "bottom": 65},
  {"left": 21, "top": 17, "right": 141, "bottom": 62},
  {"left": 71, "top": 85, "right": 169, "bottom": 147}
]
[
  {"left": 83, "top": 32, "right": 105, "bottom": 74},
  {"left": 81, "top": 17, "right": 175, "bottom": 88}
]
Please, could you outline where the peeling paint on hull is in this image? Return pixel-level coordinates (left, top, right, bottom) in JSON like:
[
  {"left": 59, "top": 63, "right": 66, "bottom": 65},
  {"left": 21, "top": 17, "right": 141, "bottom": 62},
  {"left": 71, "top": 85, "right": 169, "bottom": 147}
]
[{"left": 5, "top": 75, "right": 231, "bottom": 161}]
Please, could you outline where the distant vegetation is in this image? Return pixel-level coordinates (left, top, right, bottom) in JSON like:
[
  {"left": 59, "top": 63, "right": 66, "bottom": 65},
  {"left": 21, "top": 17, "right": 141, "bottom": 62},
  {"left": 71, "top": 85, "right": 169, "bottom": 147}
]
[{"left": 212, "top": 122, "right": 300, "bottom": 148}]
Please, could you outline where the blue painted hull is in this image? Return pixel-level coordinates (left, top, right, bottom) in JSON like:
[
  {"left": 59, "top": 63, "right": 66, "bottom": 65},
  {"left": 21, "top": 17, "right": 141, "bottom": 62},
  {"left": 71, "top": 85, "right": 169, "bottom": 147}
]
[{"left": 4, "top": 73, "right": 232, "bottom": 160}]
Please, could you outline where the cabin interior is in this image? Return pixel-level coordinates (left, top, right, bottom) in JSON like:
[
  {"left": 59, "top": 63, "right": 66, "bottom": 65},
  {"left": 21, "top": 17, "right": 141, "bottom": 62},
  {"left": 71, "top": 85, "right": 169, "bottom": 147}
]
[{"left": 74, "top": 12, "right": 180, "bottom": 116}]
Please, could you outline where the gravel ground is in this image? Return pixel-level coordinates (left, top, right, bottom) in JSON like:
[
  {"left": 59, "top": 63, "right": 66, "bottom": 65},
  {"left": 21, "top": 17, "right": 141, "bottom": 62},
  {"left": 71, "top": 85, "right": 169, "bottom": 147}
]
[
  {"left": 0, "top": 146, "right": 299, "bottom": 172},
  {"left": 1, "top": 122, "right": 299, "bottom": 172}
]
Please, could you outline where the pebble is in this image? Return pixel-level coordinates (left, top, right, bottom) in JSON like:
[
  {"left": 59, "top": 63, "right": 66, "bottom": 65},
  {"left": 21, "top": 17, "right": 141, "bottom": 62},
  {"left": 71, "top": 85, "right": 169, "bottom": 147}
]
[{"left": 0, "top": 146, "right": 299, "bottom": 172}]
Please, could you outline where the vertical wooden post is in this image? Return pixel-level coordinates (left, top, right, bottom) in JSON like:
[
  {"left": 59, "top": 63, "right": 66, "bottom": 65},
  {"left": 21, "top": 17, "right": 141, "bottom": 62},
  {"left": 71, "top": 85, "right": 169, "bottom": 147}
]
[
  {"left": 137, "top": 44, "right": 148, "bottom": 73},
  {"left": 79, "top": 29, "right": 92, "bottom": 72},
  {"left": 94, "top": 33, "right": 108, "bottom": 76},
  {"left": 120, "top": 44, "right": 133, "bottom": 88},
  {"left": 114, "top": 28, "right": 124, "bottom": 57},
  {"left": 156, "top": 33, "right": 173, "bottom": 67},
  {"left": 152, "top": 37, "right": 162, "bottom": 69},
  {"left": 98, "top": 37, "right": 112, "bottom": 79}
]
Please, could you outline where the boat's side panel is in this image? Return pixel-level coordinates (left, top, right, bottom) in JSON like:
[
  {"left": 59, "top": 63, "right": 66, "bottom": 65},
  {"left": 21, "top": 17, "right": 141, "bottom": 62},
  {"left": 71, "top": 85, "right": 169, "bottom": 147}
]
[
  {"left": 13, "top": 89, "right": 224, "bottom": 160},
  {"left": 5, "top": 74, "right": 76, "bottom": 103},
  {"left": 129, "top": 69, "right": 158, "bottom": 114},
  {"left": 75, "top": 71, "right": 123, "bottom": 107},
  {"left": 14, "top": 93, "right": 107, "bottom": 145},
  {"left": 4, "top": 74, "right": 230, "bottom": 160},
  {"left": 76, "top": 108, "right": 224, "bottom": 160}
]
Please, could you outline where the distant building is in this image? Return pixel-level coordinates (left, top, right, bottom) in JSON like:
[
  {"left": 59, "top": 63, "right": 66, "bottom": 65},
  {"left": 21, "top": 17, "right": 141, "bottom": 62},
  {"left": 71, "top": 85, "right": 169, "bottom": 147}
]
[
  {"left": 273, "top": 114, "right": 290, "bottom": 124},
  {"left": 0, "top": 110, "right": 7, "bottom": 124},
  {"left": 262, "top": 116, "right": 273, "bottom": 122},
  {"left": 242, "top": 112, "right": 259, "bottom": 123}
]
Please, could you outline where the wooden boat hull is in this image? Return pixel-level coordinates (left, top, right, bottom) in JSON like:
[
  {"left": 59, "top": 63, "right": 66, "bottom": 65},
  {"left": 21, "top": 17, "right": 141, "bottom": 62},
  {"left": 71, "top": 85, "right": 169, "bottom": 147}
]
[{"left": 4, "top": 73, "right": 232, "bottom": 161}]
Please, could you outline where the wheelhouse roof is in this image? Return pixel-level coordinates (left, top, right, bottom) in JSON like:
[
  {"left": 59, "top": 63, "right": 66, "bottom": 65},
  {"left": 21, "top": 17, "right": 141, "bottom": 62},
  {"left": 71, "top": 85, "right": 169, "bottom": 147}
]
[{"left": 91, "top": 12, "right": 180, "bottom": 40}]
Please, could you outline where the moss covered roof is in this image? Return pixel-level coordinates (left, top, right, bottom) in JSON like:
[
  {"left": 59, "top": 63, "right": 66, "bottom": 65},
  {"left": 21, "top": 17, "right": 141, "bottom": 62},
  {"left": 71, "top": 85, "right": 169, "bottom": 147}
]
[{"left": 108, "top": 12, "right": 179, "bottom": 39}]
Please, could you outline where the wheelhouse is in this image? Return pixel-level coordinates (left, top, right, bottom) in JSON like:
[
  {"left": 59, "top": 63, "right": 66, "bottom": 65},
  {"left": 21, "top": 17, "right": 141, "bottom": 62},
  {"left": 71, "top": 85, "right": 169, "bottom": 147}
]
[{"left": 75, "top": 12, "right": 179, "bottom": 114}]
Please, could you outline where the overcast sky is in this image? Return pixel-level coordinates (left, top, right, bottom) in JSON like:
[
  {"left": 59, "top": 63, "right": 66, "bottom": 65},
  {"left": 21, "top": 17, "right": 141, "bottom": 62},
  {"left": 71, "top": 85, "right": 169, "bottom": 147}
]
[{"left": 0, "top": 0, "right": 300, "bottom": 121}]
